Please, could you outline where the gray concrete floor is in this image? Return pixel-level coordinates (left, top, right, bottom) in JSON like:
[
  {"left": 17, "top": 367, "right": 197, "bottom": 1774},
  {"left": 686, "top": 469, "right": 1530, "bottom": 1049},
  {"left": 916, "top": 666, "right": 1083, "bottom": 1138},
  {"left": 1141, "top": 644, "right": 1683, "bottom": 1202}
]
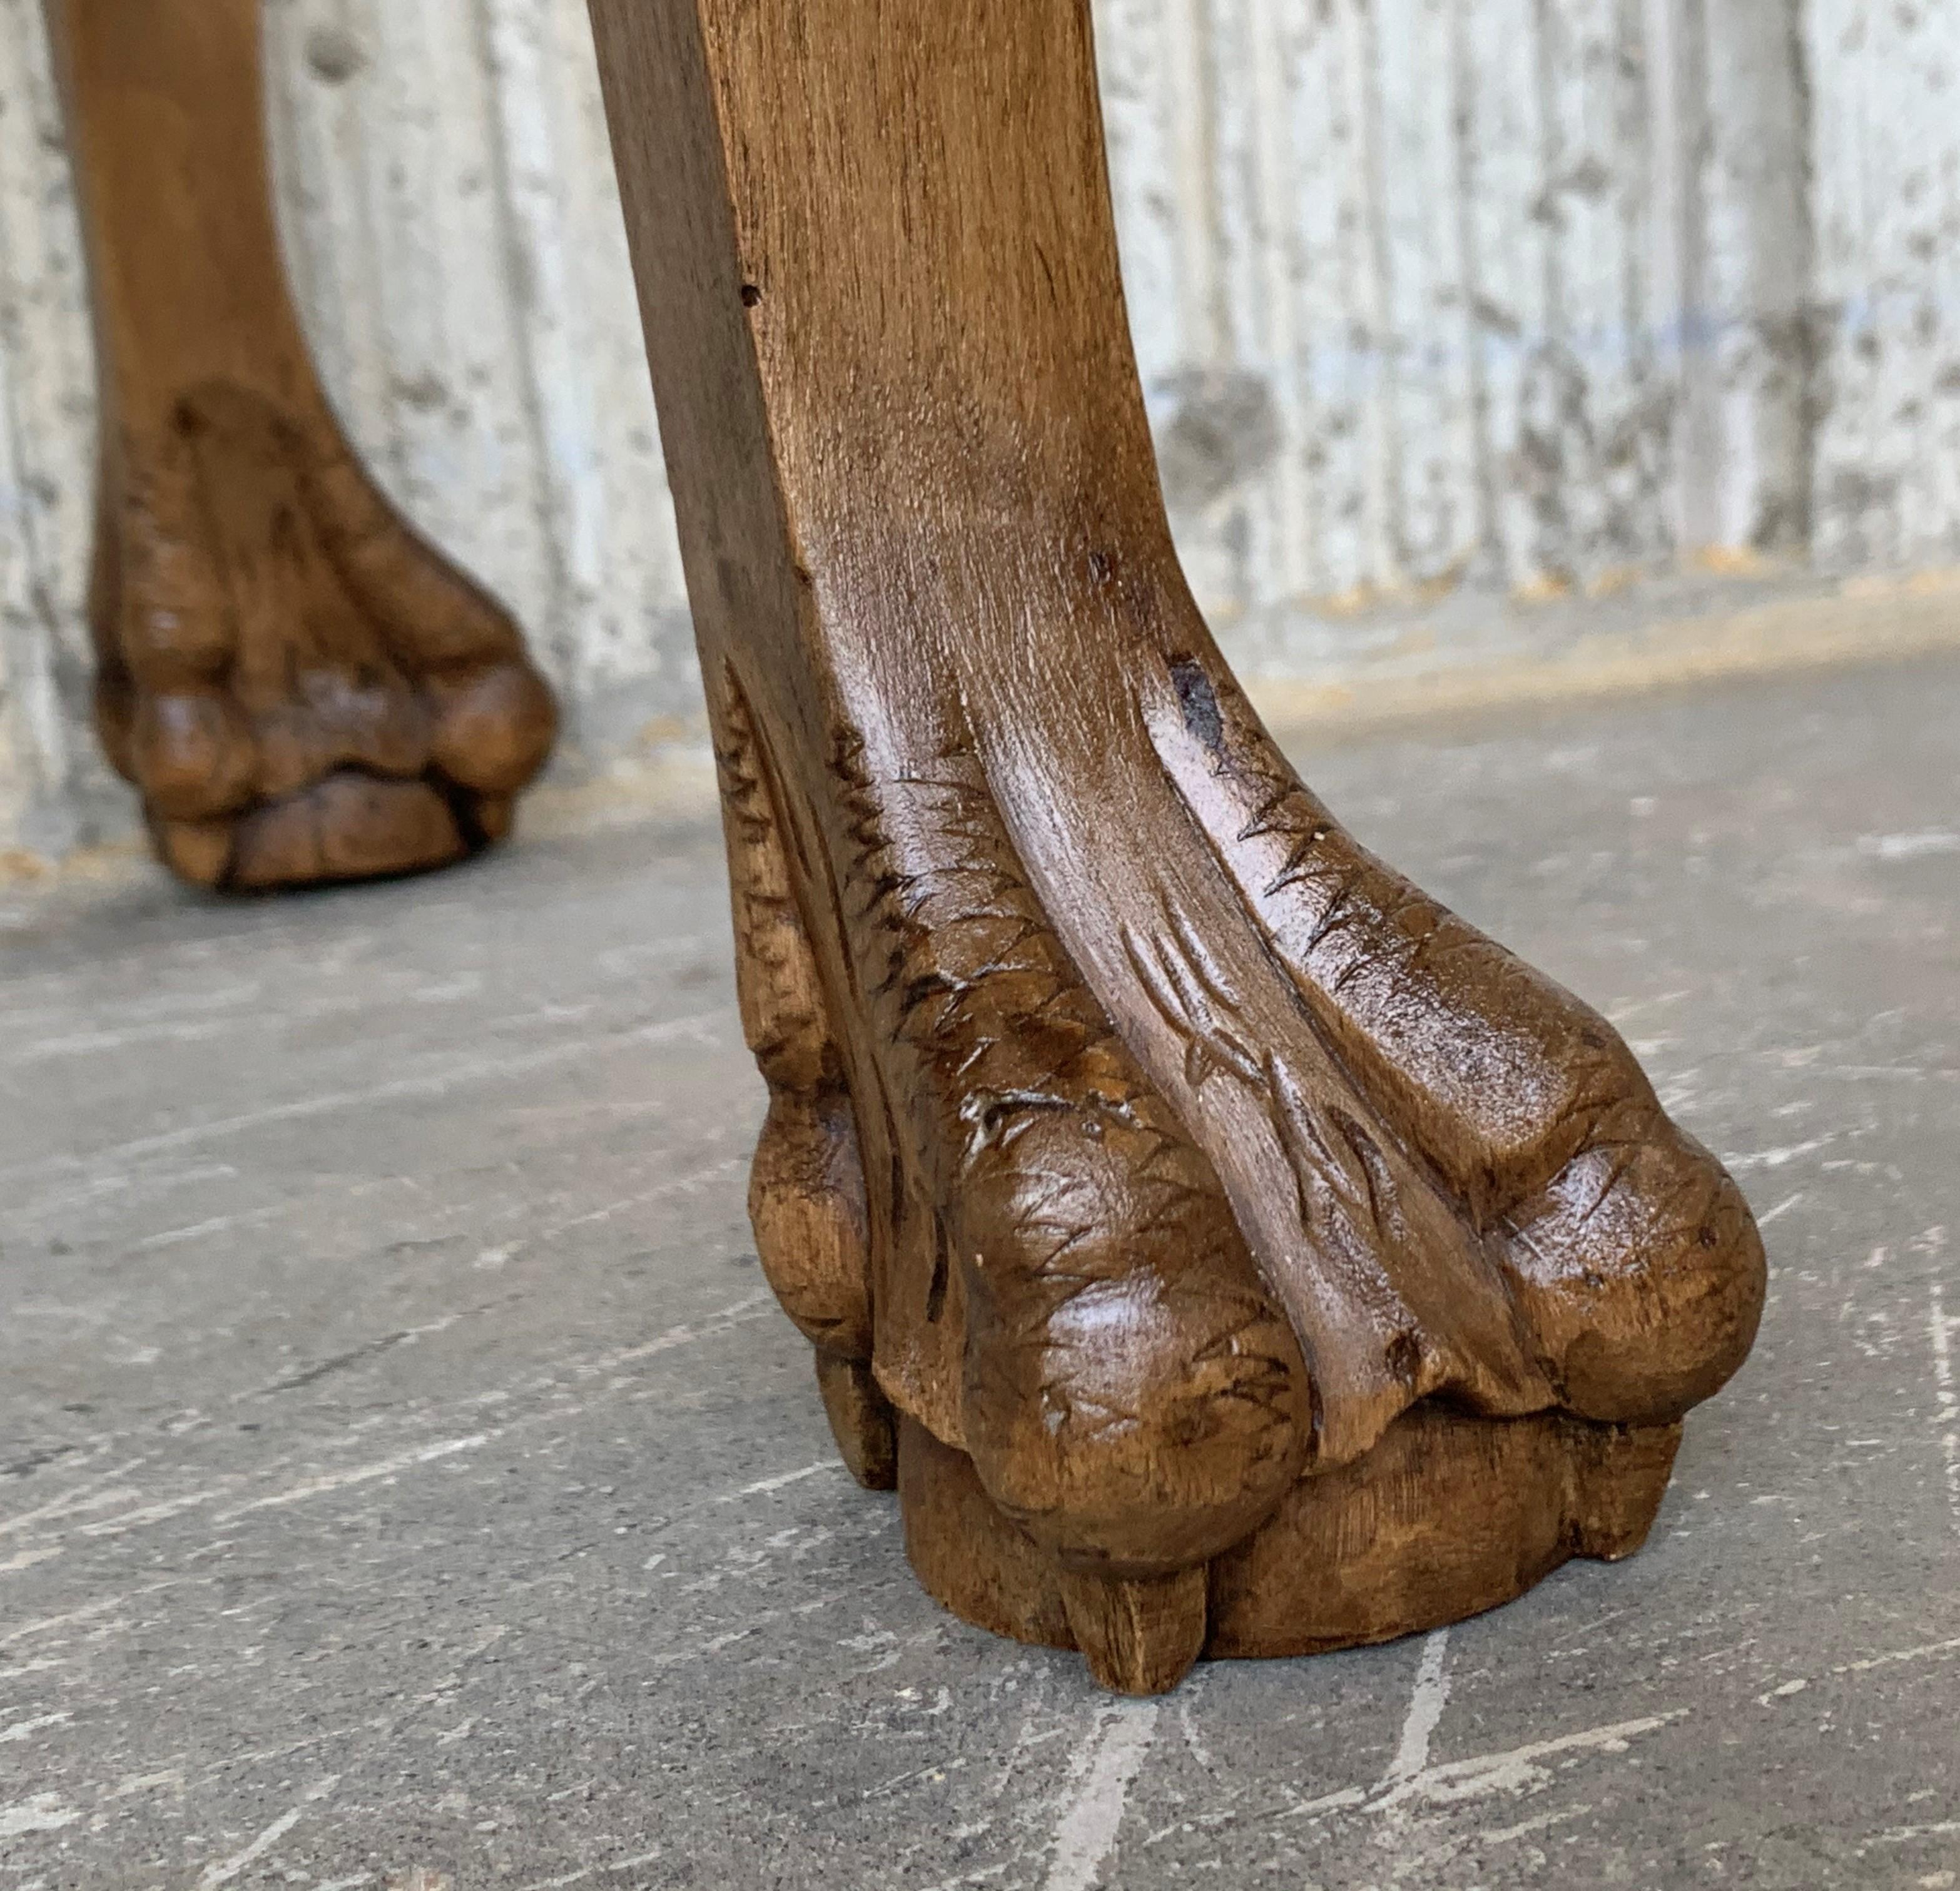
[{"left": 3, "top": 656, "right": 1957, "bottom": 1890}]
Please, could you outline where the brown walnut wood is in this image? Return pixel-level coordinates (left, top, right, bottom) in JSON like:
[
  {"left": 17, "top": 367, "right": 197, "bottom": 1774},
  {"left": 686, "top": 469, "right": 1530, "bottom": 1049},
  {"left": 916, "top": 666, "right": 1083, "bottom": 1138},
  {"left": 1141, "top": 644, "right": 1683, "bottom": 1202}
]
[
  {"left": 49, "top": 0, "right": 558, "bottom": 890},
  {"left": 586, "top": 0, "right": 1767, "bottom": 1693}
]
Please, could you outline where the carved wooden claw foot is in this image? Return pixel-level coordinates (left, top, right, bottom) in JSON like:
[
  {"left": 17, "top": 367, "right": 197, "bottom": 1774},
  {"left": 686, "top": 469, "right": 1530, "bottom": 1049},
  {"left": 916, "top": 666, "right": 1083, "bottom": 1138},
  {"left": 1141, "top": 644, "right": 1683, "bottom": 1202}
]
[
  {"left": 714, "top": 647, "right": 1764, "bottom": 1696},
  {"left": 586, "top": 0, "right": 1767, "bottom": 1695},
  {"left": 91, "top": 387, "right": 557, "bottom": 891}
]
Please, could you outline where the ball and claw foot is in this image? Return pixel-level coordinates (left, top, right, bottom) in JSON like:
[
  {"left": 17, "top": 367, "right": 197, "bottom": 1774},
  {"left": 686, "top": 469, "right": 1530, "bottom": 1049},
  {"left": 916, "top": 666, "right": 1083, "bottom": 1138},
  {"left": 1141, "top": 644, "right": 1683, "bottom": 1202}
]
[
  {"left": 713, "top": 629, "right": 1765, "bottom": 1697},
  {"left": 91, "top": 382, "right": 557, "bottom": 892}
]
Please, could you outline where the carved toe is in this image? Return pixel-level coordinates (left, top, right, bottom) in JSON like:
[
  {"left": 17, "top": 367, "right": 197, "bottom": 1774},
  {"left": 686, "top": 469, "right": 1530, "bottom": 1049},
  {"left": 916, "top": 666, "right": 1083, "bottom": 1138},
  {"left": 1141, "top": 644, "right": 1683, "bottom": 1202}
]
[
  {"left": 425, "top": 662, "right": 560, "bottom": 795},
  {"left": 954, "top": 1102, "right": 1308, "bottom": 1575},
  {"left": 130, "top": 687, "right": 258, "bottom": 820},
  {"left": 748, "top": 1086, "right": 874, "bottom": 1356},
  {"left": 226, "top": 774, "right": 466, "bottom": 890},
  {"left": 1059, "top": 1565, "right": 1209, "bottom": 1695},
  {"left": 815, "top": 1353, "right": 898, "bottom": 1490},
  {"left": 1502, "top": 1121, "right": 1765, "bottom": 1422}
]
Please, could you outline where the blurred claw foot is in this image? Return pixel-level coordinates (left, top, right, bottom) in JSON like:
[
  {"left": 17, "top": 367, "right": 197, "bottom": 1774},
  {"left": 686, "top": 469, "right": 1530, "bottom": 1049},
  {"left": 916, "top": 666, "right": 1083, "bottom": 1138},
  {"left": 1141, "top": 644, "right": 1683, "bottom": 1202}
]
[{"left": 92, "top": 380, "right": 556, "bottom": 891}]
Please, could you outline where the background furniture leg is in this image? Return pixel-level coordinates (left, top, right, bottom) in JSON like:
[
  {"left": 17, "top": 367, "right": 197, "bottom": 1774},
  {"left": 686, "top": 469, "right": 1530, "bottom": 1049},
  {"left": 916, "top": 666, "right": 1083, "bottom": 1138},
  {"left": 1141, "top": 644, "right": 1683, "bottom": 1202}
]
[{"left": 48, "top": 0, "right": 558, "bottom": 890}]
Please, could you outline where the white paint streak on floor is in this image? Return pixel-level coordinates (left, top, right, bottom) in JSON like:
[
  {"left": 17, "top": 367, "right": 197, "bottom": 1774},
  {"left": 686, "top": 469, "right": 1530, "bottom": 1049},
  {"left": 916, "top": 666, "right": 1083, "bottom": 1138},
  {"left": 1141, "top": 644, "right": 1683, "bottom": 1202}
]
[
  {"left": 723, "top": 1461, "right": 843, "bottom": 1500},
  {"left": 1042, "top": 1702, "right": 1160, "bottom": 1891},
  {"left": 0, "top": 1456, "right": 148, "bottom": 1538},
  {"left": 1376, "top": 1713, "right": 1680, "bottom": 1811},
  {"left": 606, "top": 1294, "right": 773, "bottom": 1367},
  {"left": 982, "top": 1706, "right": 1058, "bottom": 1806},
  {"left": 1277, "top": 1631, "right": 1455, "bottom": 1833},
  {"left": 111, "top": 1770, "right": 186, "bottom": 1799},
  {"left": 1720, "top": 1136, "right": 1835, "bottom": 1173},
  {"left": 0, "top": 1298, "right": 799, "bottom": 1577},
  {"left": 1857, "top": 1818, "right": 1960, "bottom": 1852},
  {"left": 1754, "top": 1631, "right": 1960, "bottom": 1703},
  {"left": 0, "top": 1793, "right": 80, "bottom": 1837},
  {"left": 1857, "top": 831, "right": 1960, "bottom": 861},
  {"left": 77, "top": 1488, "right": 230, "bottom": 1536},
  {"left": 1832, "top": 1635, "right": 1960, "bottom": 1676},
  {"left": 1474, "top": 1803, "right": 1590, "bottom": 1846},
  {"left": 0, "top": 1712, "right": 70, "bottom": 1745},
  {"left": 193, "top": 1775, "right": 337, "bottom": 1888},
  {"left": 0, "top": 1588, "right": 144, "bottom": 1649},
  {"left": 1349, "top": 1628, "right": 1458, "bottom": 1847},
  {"left": 545, "top": 1155, "right": 748, "bottom": 1234},
  {"left": 215, "top": 1436, "right": 489, "bottom": 1521},
  {"left": 1931, "top": 1282, "right": 1959, "bottom": 1533},
  {"left": 1160, "top": 1684, "right": 1658, "bottom": 1860},
  {"left": 1383, "top": 1630, "right": 1453, "bottom": 1786},
  {"left": 25, "top": 1161, "right": 239, "bottom": 1229},
  {"left": 0, "top": 1546, "right": 62, "bottom": 1577},
  {"left": 1175, "top": 1678, "right": 1214, "bottom": 1773},
  {"left": 134, "top": 1205, "right": 288, "bottom": 1252},
  {"left": 1276, "top": 1784, "right": 1369, "bottom": 1822},
  {"left": 13, "top": 1016, "right": 232, "bottom": 1063}
]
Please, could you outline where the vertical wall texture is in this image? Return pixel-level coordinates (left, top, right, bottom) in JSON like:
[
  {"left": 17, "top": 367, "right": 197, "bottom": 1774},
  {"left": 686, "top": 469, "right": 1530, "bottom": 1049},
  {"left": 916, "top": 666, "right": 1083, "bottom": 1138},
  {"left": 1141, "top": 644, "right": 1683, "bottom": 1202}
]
[
  {"left": 0, "top": 0, "right": 104, "bottom": 859},
  {"left": 0, "top": 0, "right": 1952, "bottom": 859},
  {"left": 1109, "top": 0, "right": 1831, "bottom": 620}
]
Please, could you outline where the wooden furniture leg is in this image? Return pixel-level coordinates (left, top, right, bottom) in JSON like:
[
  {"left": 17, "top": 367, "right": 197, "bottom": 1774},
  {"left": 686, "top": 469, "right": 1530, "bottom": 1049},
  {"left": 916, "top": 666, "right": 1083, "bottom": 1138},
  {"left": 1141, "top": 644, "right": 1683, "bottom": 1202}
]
[
  {"left": 48, "top": 0, "right": 558, "bottom": 891},
  {"left": 586, "top": 0, "right": 1767, "bottom": 1695}
]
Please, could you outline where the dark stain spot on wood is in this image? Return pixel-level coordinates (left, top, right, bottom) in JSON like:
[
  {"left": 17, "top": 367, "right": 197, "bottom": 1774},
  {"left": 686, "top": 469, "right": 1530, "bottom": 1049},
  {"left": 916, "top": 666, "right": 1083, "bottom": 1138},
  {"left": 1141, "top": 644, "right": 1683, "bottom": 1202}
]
[{"left": 1169, "top": 655, "right": 1223, "bottom": 753}]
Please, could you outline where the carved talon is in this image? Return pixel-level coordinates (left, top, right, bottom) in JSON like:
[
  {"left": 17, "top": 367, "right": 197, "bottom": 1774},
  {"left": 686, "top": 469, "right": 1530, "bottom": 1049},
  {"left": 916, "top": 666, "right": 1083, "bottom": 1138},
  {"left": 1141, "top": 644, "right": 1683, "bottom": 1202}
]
[
  {"left": 815, "top": 1354, "right": 898, "bottom": 1491},
  {"left": 1059, "top": 1566, "right": 1209, "bottom": 1696},
  {"left": 92, "top": 385, "right": 557, "bottom": 891}
]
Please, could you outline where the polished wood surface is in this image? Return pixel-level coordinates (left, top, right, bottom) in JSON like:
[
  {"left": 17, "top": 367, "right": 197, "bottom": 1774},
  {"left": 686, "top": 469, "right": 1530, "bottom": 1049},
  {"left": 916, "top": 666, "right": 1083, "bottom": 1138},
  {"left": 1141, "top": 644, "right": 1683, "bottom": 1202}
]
[
  {"left": 592, "top": 0, "right": 1766, "bottom": 1694},
  {"left": 49, "top": 0, "right": 557, "bottom": 889}
]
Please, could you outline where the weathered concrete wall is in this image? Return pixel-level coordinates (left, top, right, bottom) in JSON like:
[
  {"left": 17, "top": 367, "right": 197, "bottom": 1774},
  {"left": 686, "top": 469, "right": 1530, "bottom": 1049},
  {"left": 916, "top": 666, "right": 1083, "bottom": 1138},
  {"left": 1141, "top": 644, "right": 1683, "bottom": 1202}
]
[{"left": 0, "top": 0, "right": 1953, "bottom": 859}]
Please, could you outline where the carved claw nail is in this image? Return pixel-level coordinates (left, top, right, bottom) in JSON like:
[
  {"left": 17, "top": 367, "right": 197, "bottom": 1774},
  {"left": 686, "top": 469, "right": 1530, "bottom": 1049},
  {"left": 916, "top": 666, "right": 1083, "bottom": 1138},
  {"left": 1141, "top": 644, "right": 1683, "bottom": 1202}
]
[
  {"left": 1058, "top": 1566, "right": 1209, "bottom": 1696},
  {"left": 815, "top": 1353, "right": 898, "bottom": 1491}
]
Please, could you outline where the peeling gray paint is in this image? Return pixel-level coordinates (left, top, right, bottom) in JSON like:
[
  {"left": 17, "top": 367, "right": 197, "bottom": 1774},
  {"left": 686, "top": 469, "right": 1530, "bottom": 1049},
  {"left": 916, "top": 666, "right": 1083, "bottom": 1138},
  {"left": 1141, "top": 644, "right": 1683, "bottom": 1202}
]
[{"left": 0, "top": 0, "right": 1951, "bottom": 857}]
